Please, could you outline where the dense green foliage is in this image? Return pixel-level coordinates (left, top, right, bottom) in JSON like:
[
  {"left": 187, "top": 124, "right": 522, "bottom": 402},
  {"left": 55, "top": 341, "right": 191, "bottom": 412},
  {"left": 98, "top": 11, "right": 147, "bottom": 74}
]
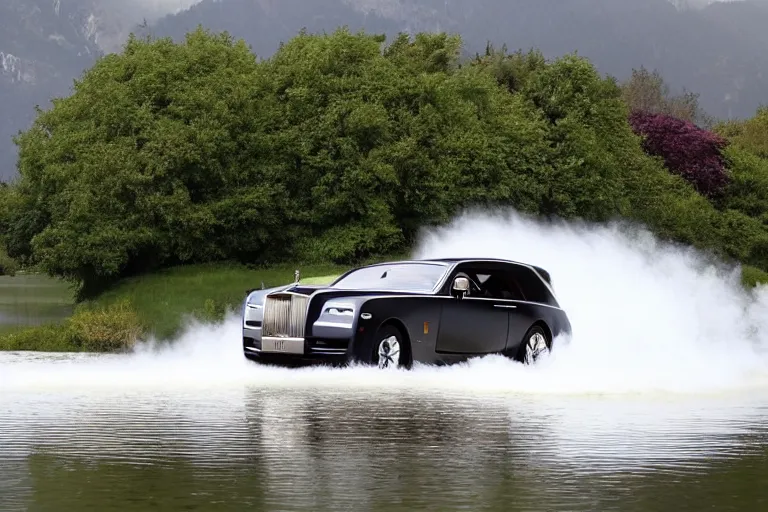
[
  {"left": 710, "top": 111, "right": 768, "bottom": 267},
  {"left": 716, "top": 106, "right": 768, "bottom": 158},
  {"left": 3, "top": 27, "right": 768, "bottom": 298}
]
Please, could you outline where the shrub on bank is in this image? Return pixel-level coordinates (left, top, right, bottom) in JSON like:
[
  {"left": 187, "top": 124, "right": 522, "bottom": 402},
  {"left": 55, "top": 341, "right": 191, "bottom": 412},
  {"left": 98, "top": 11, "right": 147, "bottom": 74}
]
[
  {"left": 0, "top": 300, "right": 142, "bottom": 352},
  {"left": 67, "top": 299, "right": 143, "bottom": 352}
]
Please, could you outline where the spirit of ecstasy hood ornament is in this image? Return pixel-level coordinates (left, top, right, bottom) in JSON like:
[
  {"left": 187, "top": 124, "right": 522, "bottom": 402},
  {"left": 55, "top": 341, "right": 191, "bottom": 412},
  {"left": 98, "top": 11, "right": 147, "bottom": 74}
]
[{"left": 294, "top": 269, "right": 300, "bottom": 283}]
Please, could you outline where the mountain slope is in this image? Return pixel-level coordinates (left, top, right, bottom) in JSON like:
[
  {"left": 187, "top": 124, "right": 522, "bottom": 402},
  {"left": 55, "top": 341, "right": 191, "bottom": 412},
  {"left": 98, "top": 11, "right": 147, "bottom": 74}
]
[{"left": 0, "top": 1, "right": 101, "bottom": 179}]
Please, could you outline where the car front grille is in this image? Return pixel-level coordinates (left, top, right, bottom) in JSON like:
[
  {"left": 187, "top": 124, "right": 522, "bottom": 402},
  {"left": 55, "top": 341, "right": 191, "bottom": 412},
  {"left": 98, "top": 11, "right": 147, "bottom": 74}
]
[{"left": 262, "top": 293, "right": 309, "bottom": 338}]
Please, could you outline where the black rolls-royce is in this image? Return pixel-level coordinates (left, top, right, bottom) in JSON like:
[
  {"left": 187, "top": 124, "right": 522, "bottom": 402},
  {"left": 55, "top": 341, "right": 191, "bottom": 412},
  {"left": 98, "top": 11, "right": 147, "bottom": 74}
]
[{"left": 241, "top": 258, "right": 572, "bottom": 369}]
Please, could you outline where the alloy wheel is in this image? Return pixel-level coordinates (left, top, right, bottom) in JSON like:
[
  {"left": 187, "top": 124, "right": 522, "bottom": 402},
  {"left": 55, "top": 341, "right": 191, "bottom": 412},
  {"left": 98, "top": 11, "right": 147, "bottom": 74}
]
[{"left": 377, "top": 335, "right": 401, "bottom": 369}]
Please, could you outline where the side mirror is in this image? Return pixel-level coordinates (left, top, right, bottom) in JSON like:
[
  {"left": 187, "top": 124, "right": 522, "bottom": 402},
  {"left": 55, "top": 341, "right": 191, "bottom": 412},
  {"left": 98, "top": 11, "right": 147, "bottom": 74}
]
[{"left": 452, "top": 277, "right": 470, "bottom": 298}]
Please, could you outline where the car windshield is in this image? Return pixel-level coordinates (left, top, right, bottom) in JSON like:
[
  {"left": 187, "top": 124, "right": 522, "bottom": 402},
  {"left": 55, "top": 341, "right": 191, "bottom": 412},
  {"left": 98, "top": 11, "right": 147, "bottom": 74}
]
[{"left": 331, "top": 263, "right": 448, "bottom": 292}]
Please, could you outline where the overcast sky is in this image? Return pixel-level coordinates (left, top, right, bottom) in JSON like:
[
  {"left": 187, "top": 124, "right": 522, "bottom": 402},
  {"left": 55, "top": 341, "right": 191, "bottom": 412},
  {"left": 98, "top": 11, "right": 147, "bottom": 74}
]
[{"left": 110, "top": 0, "right": 762, "bottom": 22}]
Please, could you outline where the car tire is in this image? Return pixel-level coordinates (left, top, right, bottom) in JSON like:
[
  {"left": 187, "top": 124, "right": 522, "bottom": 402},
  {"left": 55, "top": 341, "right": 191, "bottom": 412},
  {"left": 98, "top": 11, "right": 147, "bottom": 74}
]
[
  {"left": 371, "top": 324, "right": 408, "bottom": 370},
  {"left": 519, "top": 324, "right": 551, "bottom": 365}
]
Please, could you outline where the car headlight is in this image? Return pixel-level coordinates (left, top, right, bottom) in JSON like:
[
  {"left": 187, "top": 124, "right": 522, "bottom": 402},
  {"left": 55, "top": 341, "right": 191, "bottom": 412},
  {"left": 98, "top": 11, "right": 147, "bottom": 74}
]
[{"left": 324, "top": 302, "right": 355, "bottom": 316}]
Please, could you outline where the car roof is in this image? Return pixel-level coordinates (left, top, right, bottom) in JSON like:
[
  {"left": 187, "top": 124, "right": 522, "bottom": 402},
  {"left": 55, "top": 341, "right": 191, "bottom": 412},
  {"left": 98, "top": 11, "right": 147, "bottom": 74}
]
[
  {"left": 358, "top": 257, "right": 546, "bottom": 272},
  {"left": 366, "top": 257, "right": 532, "bottom": 265},
  {"left": 356, "top": 257, "right": 553, "bottom": 284}
]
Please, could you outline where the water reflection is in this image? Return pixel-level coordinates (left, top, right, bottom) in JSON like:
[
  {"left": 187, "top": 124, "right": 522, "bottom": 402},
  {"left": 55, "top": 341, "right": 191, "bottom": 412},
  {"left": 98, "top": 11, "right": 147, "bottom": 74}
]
[{"left": 2, "top": 385, "right": 767, "bottom": 511}]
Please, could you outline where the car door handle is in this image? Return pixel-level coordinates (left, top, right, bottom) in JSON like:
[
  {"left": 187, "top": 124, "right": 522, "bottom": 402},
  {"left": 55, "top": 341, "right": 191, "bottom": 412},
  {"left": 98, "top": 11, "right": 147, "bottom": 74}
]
[{"left": 494, "top": 304, "right": 517, "bottom": 309}]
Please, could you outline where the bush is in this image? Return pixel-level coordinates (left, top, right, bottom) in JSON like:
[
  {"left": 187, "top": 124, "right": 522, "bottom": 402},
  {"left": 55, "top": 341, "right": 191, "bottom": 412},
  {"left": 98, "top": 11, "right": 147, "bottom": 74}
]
[
  {"left": 0, "top": 299, "right": 142, "bottom": 352},
  {"left": 68, "top": 299, "right": 143, "bottom": 352},
  {"left": 715, "top": 105, "right": 768, "bottom": 158},
  {"left": 628, "top": 111, "right": 729, "bottom": 197},
  {"left": 741, "top": 265, "right": 768, "bottom": 288},
  {"left": 715, "top": 145, "right": 768, "bottom": 225},
  {"left": 0, "top": 324, "right": 76, "bottom": 352}
]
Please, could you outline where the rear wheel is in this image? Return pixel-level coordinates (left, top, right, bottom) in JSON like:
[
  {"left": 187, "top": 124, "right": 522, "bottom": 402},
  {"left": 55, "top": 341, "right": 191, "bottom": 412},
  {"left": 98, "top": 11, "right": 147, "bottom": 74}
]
[
  {"left": 520, "top": 325, "right": 551, "bottom": 365},
  {"left": 372, "top": 324, "right": 408, "bottom": 370}
]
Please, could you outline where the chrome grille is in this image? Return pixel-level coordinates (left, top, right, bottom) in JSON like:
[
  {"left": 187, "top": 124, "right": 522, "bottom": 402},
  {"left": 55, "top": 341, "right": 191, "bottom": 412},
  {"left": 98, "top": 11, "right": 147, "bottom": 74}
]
[{"left": 262, "top": 294, "right": 309, "bottom": 338}]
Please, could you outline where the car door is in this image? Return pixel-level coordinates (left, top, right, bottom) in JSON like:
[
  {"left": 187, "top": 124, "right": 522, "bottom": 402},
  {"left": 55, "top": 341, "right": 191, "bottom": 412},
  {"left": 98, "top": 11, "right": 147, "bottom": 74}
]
[{"left": 434, "top": 264, "right": 513, "bottom": 355}]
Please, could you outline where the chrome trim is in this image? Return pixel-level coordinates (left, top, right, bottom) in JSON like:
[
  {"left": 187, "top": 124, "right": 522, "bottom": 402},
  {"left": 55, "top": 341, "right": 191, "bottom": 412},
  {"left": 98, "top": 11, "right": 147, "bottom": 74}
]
[
  {"left": 493, "top": 304, "right": 518, "bottom": 309},
  {"left": 262, "top": 336, "right": 305, "bottom": 354},
  {"left": 310, "top": 347, "right": 348, "bottom": 354},
  {"left": 262, "top": 292, "right": 309, "bottom": 338},
  {"left": 377, "top": 335, "right": 401, "bottom": 369},
  {"left": 245, "top": 346, "right": 262, "bottom": 353},
  {"left": 525, "top": 332, "right": 550, "bottom": 365},
  {"left": 262, "top": 336, "right": 304, "bottom": 342}
]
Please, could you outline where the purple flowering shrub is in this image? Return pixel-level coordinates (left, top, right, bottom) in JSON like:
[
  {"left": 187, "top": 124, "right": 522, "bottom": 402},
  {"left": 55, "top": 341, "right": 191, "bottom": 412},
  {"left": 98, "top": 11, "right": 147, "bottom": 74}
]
[{"left": 628, "top": 111, "right": 729, "bottom": 197}]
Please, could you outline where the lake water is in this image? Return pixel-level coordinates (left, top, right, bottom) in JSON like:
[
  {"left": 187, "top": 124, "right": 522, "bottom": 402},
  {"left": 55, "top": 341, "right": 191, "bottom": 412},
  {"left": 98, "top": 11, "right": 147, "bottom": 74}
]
[
  {"left": 2, "top": 317, "right": 767, "bottom": 511},
  {"left": 0, "top": 274, "right": 74, "bottom": 334}
]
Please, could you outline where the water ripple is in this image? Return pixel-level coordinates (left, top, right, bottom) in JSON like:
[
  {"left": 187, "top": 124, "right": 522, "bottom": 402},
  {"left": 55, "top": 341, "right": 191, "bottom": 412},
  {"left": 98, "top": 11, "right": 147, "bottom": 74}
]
[{"left": 2, "top": 386, "right": 767, "bottom": 511}]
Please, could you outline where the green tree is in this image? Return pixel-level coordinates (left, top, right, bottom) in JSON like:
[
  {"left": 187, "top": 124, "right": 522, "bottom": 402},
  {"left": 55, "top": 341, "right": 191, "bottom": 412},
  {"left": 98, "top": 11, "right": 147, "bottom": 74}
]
[
  {"left": 10, "top": 28, "right": 284, "bottom": 296},
  {"left": 619, "top": 66, "right": 712, "bottom": 127},
  {"left": 250, "top": 29, "right": 550, "bottom": 259}
]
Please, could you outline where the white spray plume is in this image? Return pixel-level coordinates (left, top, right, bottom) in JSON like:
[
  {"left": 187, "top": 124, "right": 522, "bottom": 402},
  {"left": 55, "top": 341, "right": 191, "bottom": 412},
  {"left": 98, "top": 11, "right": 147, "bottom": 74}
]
[
  {"left": 412, "top": 209, "right": 768, "bottom": 394},
  {"left": 2, "top": 208, "right": 768, "bottom": 397}
]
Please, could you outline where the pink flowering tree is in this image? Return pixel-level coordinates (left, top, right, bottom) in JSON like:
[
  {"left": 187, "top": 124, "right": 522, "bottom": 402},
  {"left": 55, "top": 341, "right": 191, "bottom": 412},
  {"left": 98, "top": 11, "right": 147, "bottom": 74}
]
[{"left": 628, "top": 111, "right": 730, "bottom": 197}]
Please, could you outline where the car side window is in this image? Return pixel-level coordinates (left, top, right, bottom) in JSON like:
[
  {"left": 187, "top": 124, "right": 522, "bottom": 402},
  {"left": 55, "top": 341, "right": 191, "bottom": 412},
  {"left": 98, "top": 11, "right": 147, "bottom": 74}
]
[
  {"left": 452, "top": 265, "right": 526, "bottom": 301},
  {"left": 444, "top": 262, "right": 558, "bottom": 305},
  {"left": 508, "top": 265, "right": 557, "bottom": 306},
  {"left": 482, "top": 269, "right": 526, "bottom": 301}
]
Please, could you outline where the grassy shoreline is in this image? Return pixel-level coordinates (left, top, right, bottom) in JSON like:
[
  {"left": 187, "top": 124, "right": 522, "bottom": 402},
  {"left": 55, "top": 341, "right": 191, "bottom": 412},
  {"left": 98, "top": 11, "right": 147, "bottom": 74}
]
[
  {"left": 0, "top": 262, "right": 349, "bottom": 352},
  {"left": 2, "top": 259, "right": 768, "bottom": 353}
]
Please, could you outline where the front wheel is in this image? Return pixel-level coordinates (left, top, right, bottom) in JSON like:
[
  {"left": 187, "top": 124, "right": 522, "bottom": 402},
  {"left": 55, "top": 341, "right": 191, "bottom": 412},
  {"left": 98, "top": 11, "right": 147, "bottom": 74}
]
[
  {"left": 520, "top": 325, "right": 551, "bottom": 365},
  {"left": 372, "top": 325, "right": 408, "bottom": 370}
]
